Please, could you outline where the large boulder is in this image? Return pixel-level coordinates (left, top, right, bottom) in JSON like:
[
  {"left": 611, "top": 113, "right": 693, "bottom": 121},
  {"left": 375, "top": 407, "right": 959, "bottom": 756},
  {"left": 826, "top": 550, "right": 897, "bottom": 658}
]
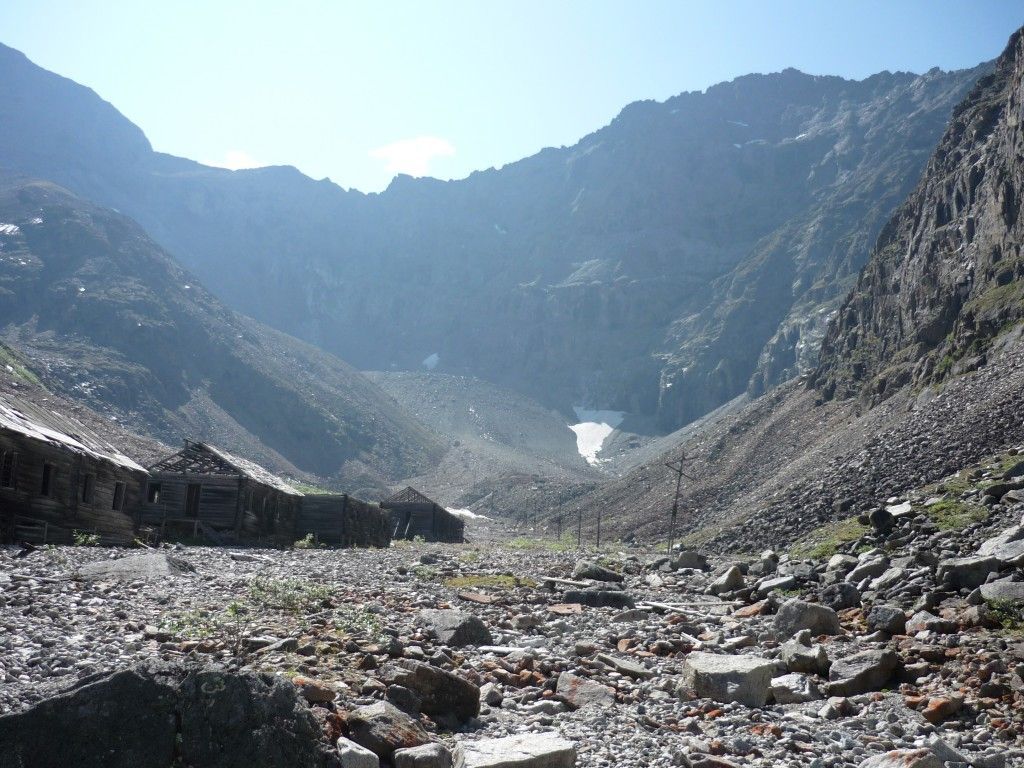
[
  {"left": 393, "top": 743, "right": 454, "bottom": 768},
  {"left": 936, "top": 556, "right": 999, "bottom": 589},
  {"left": 858, "top": 750, "right": 942, "bottom": 768},
  {"left": 418, "top": 609, "right": 492, "bottom": 647},
  {"left": 770, "top": 673, "right": 821, "bottom": 704},
  {"left": 977, "top": 525, "right": 1024, "bottom": 557},
  {"left": 980, "top": 579, "right": 1024, "bottom": 605},
  {"left": 572, "top": 560, "right": 623, "bottom": 582},
  {"left": 866, "top": 605, "right": 907, "bottom": 635},
  {"left": 453, "top": 733, "right": 576, "bottom": 768},
  {"left": 75, "top": 553, "right": 194, "bottom": 582},
  {"left": 826, "top": 650, "right": 900, "bottom": 696},
  {"left": 774, "top": 599, "right": 842, "bottom": 639},
  {"left": 780, "top": 639, "right": 830, "bottom": 676},
  {"left": 672, "top": 551, "right": 710, "bottom": 571},
  {"left": 338, "top": 738, "right": 380, "bottom": 768},
  {"left": 379, "top": 660, "right": 480, "bottom": 722},
  {"left": 709, "top": 565, "right": 744, "bottom": 595},
  {"left": 347, "top": 701, "right": 429, "bottom": 760},
  {"left": 677, "top": 652, "right": 776, "bottom": 708}
]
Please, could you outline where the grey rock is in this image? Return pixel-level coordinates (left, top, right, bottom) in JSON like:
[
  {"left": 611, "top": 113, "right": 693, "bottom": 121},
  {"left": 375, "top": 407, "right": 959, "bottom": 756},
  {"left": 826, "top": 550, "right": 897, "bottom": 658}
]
[
  {"left": 906, "top": 610, "right": 956, "bottom": 634},
  {"left": 847, "top": 557, "right": 890, "bottom": 583},
  {"left": 826, "top": 554, "right": 858, "bottom": 573},
  {"left": 866, "top": 605, "right": 906, "bottom": 635},
  {"left": 561, "top": 589, "right": 635, "bottom": 609},
  {"left": 572, "top": 559, "right": 624, "bottom": 582},
  {"left": 758, "top": 575, "right": 796, "bottom": 593},
  {"left": 858, "top": 749, "right": 942, "bottom": 768},
  {"left": 556, "top": 671, "right": 615, "bottom": 709},
  {"left": 379, "top": 660, "right": 480, "bottom": 722},
  {"left": 677, "top": 651, "right": 776, "bottom": 708},
  {"left": 710, "top": 565, "right": 744, "bottom": 594},
  {"left": 672, "top": 551, "right": 711, "bottom": 571},
  {"left": 338, "top": 738, "right": 381, "bottom": 768},
  {"left": 393, "top": 743, "right": 454, "bottom": 768},
  {"left": 419, "top": 609, "right": 492, "bottom": 647},
  {"left": 453, "top": 733, "right": 576, "bottom": 768},
  {"left": 595, "top": 653, "right": 654, "bottom": 679},
  {"left": 827, "top": 649, "right": 900, "bottom": 696},
  {"left": 774, "top": 598, "right": 842, "bottom": 638},
  {"left": 977, "top": 525, "right": 1024, "bottom": 557},
  {"left": 770, "top": 673, "right": 821, "bottom": 704},
  {"left": 821, "top": 582, "right": 861, "bottom": 610},
  {"left": 75, "top": 553, "right": 194, "bottom": 582},
  {"left": 980, "top": 579, "right": 1024, "bottom": 604},
  {"left": 936, "top": 556, "right": 999, "bottom": 589},
  {"left": 347, "top": 701, "right": 430, "bottom": 760},
  {"left": 780, "top": 639, "right": 830, "bottom": 675}
]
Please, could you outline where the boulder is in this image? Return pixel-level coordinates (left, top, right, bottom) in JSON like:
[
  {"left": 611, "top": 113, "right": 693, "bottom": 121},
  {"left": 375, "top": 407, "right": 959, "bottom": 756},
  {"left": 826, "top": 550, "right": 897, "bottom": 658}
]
[
  {"left": 555, "top": 671, "right": 615, "bottom": 709},
  {"left": 983, "top": 539, "right": 1024, "bottom": 568},
  {"left": 858, "top": 749, "right": 942, "bottom": 768},
  {"left": 677, "top": 652, "right": 776, "bottom": 708},
  {"left": 780, "top": 639, "right": 830, "bottom": 676},
  {"left": 347, "top": 701, "right": 430, "bottom": 760},
  {"left": 977, "top": 525, "right": 1024, "bottom": 557},
  {"left": 847, "top": 557, "right": 889, "bottom": 583},
  {"left": 906, "top": 611, "right": 956, "bottom": 634},
  {"left": 672, "top": 551, "right": 710, "bottom": 571},
  {"left": 379, "top": 660, "right": 479, "bottom": 722},
  {"left": 826, "top": 554, "right": 858, "bottom": 573},
  {"left": 453, "top": 733, "right": 576, "bottom": 768},
  {"left": 866, "top": 605, "right": 907, "bottom": 635},
  {"left": 75, "top": 553, "right": 194, "bottom": 582},
  {"left": 936, "top": 556, "right": 999, "bottom": 589},
  {"left": 561, "top": 590, "right": 635, "bottom": 609},
  {"left": 418, "top": 609, "right": 492, "bottom": 647},
  {"left": 821, "top": 582, "right": 861, "bottom": 610},
  {"left": 826, "top": 650, "right": 899, "bottom": 696},
  {"left": 393, "top": 743, "right": 454, "bottom": 768},
  {"left": 757, "top": 575, "right": 796, "bottom": 594},
  {"left": 709, "top": 565, "right": 744, "bottom": 595},
  {"left": 869, "top": 508, "right": 895, "bottom": 533},
  {"left": 338, "top": 738, "right": 381, "bottom": 768},
  {"left": 572, "top": 560, "right": 623, "bottom": 582},
  {"left": 980, "top": 579, "right": 1024, "bottom": 605},
  {"left": 774, "top": 599, "right": 842, "bottom": 639},
  {"left": 770, "top": 673, "right": 821, "bottom": 704}
]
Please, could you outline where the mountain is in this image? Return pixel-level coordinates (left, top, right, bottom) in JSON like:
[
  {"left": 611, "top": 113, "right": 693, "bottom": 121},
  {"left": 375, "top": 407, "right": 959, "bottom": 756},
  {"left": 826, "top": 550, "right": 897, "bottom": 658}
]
[
  {"left": 0, "top": 43, "right": 990, "bottom": 433},
  {"left": 812, "top": 28, "right": 1024, "bottom": 402},
  {"left": 0, "top": 173, "right": 443, "bottom": 494},
  {"left": 548, "top": 27, "right": 1024, "bottom": 550}
]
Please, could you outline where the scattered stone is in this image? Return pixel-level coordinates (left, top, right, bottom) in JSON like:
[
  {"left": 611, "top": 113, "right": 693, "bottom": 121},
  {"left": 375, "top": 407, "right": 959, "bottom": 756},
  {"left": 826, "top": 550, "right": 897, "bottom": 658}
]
[
  {"left": 453, "top": 733, "right": 576, "bottom": 768},
  {"left": 770, "top": 673, "right": 821, "bottom": 704},
  {"left": 347, "top": 701, "right": 430, "bottom": 760},
  {"left": 561, "top": 590, "right": 635, "bottom": 609},
  {"left": 677, "top": 652, "right": 776, "bottom": 708},
  {"left": 857, "top": 749, "right": 942, "bottom": 768},
  {"left": 826, "top": 650, "right": 899, "bottom": 696},
  {"left": 774, "top": 598, "right": 842, "bottom": 638},
  {"left": 866, "top": 605, "right": 907, "bottom": 635},
  {"left": 709, "top": 565, "right": 744, "bottom": 595},
  {"left": 419, "top": 609, "right": 493, "bottom": 647},
  {"left": 906, "top": 611, "right": 956, "bottom": 635},
  {"left": 572, "top": 560, "right": 623, "bottom": 582},
  {"left": 379, "top": 660, "right": 480, "bottom": 722},
  {"left": 936, "top": 556, "right": 999, "bottom": 589},
  {"left": 393, "top": 743, "right": 454, "bottom": 768},
  {"left": 75, "top": 553, "right": 194, "bottom": 582},
  {"left": 980, "top": 579, "right": 1024, "bottom": 604},
  {"left": 673, "top": 551, "right": 710, "bottom": 571},
  {"left": 338, "top": 737, "right": 381, "bottom": 768},
  {"left": 556, "top": 671, "right": 615, "bottom": 709}
]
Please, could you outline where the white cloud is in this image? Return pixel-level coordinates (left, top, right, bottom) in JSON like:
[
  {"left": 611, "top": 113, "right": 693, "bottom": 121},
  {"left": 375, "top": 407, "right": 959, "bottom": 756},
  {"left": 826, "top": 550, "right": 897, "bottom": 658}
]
[
  {"left": 206, "top": 150, "right": 265, "bottom": 171},
  {"left": 369, "top": 136, "right": 455, "bottom": 177}
]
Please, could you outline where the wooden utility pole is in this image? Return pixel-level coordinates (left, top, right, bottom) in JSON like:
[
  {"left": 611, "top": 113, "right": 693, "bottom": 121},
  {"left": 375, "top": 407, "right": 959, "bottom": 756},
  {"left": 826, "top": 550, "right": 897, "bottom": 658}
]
[
  {"left": 664, "top": 451, "right": 695, "bottom": 556},
  {"left": 596, "top": 506, "right": 601, "bottom": 550},
  {"left": 576, "top": 507, "right": 582, "bottom": 549}
]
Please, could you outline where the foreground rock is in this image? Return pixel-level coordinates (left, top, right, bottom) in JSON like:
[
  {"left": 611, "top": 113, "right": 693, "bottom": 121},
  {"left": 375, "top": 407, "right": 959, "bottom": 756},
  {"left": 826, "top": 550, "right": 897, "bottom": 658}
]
[
  {"left": 454, "top": 733, "right": 576, "bottom": 768},
  {"left": 0, "top": 665, "right": 331, "bottom": 768},
  {"left": 347, "top": 701, "right": 429, "bottom": 760},
  {"left": 379, "top": 660, "right": 480, "bottom": 722},
  {"left": 773, "top": 598, "right": 842, "bottom": 638},
  {"left": 858, "top": 749, "right": 942, "bottom": 768},
  {"left": 418, "top": 609, "right": 493, "bottom": 647},
  {"left": 74, "top": 553, "right": 194, "bottom": 582},
  {"left": 827, "top": 650, "right": 900, "bottom": 696},
  {"left": 677, "top": 652, "right": 776, "bottom": 707},
  {"left": 571, "top": 559, "right": 623, "bottom": 582}
]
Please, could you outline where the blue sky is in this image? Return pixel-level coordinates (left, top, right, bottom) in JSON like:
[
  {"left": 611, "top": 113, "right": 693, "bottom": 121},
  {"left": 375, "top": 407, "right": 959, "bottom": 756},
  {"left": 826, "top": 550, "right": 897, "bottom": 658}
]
[{"left": 2, "top": 1, "right": 1021, "bottom": 193}]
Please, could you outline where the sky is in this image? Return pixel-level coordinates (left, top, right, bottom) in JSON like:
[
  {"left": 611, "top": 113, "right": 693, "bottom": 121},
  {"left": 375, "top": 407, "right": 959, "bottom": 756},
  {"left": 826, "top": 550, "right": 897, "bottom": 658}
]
[{"left": 1, "top": 1, "right": 1022, "bottom": 193}]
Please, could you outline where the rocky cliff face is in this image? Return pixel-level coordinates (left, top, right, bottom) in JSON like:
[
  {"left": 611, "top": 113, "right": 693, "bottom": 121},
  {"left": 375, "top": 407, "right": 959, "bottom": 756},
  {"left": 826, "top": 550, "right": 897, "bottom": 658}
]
[
  {"left": 0, "top": 43, "right": 989, "bottom": 432},
  {"left": 0, "top": 174, "right": 443, "bottom": 492},
  {"left": 813, "top": 29, "right": 1024, "bottom": 402}
]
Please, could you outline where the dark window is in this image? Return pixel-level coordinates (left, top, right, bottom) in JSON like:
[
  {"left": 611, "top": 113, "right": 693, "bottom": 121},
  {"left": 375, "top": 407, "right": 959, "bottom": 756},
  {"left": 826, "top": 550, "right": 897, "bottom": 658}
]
[
  {"left": 81, "top": 473, "right": 95, "bottom": 504},
  {"left": 112, "top": 482, "right": 126, "bottom": 511},
  {"left": 40, "top": 463, "right": 53, "bottom": 496},
  {"left": 185, "top": 483, "right": 201, "bottom": 518},
  {"left": 147, "top": 482, "right": 161, "bottom": 503},
  {"left": 0, "top": 451, "right": 17, "bottom": 489}
]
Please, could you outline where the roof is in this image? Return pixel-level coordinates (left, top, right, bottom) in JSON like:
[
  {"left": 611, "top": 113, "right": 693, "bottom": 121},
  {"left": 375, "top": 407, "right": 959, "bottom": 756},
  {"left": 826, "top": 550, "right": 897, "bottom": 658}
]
[
  {"left": 0, "top": 394, "right": 146, "bottom": 473},
  {"left": 382, "top": 486, "right": 437, "bottom": 506},
  {"left": 148, "top": 440, "right": 302, "bottom": 496}
]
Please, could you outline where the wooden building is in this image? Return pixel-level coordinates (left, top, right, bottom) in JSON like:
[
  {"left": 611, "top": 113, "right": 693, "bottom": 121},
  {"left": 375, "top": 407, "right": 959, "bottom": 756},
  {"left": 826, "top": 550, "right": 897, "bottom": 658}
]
[
  {"left": 142, "top": 441, "right": 302, "bottom": 544},
  {"left": 381, "top": 486, "right": 464, "bottom": 543},
  {"left": 295, "top": 494, "right": 391, "bottom": 548},
  {"left": 0, "top": 395, "right": 147, "bottom": 545}
]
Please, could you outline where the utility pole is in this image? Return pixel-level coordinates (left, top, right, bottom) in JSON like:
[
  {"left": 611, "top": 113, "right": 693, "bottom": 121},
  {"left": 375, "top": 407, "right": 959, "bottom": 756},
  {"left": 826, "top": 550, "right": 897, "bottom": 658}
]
[
  {"left": 576, "top": 507, "right": 582, "bottom": 549},
  {"left": 664, "top": 451, "right": 695, "bottom": 556},
  {"left": 596, "top": 507, "right": 601, "bottom": 550},
  {"left": 555, "top": 514, "right": 562, "bottom": 540}
]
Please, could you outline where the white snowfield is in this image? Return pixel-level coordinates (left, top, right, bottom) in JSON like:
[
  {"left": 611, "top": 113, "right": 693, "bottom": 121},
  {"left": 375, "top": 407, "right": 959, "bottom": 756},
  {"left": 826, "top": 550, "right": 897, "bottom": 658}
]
[
  {"left": 0, "top": 223, "right": 21, "bottom": 235},
  {"left": 447, "top": 507, "right": 489, "bottom": 521},
  {"left": 422, "top": 352, "right": 440, "bottom": 370},
  {"left": 569, "top": 407, "right": 625, "bottom": 465}
]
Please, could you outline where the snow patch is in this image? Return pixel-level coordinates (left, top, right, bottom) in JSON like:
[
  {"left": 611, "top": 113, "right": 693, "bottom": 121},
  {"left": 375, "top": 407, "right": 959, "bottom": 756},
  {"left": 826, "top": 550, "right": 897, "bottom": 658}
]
[
  {"left": 422, "top": 353, "right": 440, "bottom": 370},
  {"left": 0, "top": 223, "right": 20, "bottom": 235},
  {"left": 447, "top": 507, "right": 489, "bottom": 521},
  {"left": 569, "top": 407, "right": 625, "bottom": 465},
  {"left": 727, "top": 120, "right": 750, "bottom": 127}
]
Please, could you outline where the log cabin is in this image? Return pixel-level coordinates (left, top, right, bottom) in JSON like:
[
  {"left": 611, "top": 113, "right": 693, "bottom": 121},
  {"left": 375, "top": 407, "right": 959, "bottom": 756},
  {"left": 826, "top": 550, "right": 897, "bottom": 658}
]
[
  {"left": 0, "top": 394, "right": 147, "bottom": 545},
  {"left": 142, "top": 440, "right": 302, "bottom": 544},
  {"left": 381, "top": 486, "right": 464, "bottom": 543},
  {"left": 294, "top": 493, "right": 391, "bottom": 548}
]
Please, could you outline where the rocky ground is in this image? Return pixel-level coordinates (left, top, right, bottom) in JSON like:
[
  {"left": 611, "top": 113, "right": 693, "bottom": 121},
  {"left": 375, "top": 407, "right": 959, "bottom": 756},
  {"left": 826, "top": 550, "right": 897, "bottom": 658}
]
[{"left": 3, "top": 451, "right": 1024, "bottom": 768}]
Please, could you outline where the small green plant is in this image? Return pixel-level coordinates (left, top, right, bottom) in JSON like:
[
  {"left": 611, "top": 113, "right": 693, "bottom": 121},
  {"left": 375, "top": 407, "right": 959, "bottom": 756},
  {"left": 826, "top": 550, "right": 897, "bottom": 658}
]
[
  {"left": 987, "top": 599, "right": 1024, "bottom": 633},
  {"left": 293, "top": 533, "right": 325, "bottom": 550},
  {"left": 72, "top": 530, "right": 101, "bottom": 547},
  {"left": 248, "top": 577, "right": 332, "bottom": 613},
  {"left": 790, "top": 517, "right": 870, "bottom": 560},
  {"left": 160, "top": 601, "right": 252, "bottom": 656},
  {"left": 412, "top": 565, "right": 438, "bottom": 582},
  {"left": 444, "top": 574, "right": 538, "bottom": 590},
  {"left": 924, "top": 499, "right": 988, "bottom": 531},
  {"left": 335, "top": 605, "right": 384, "bottom": 641}
]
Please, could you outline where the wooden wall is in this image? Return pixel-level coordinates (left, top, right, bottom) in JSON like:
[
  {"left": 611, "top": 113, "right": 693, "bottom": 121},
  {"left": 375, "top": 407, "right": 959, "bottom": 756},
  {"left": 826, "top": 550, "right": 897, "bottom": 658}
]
[
  {"left": 0, "top": 431, "right": 143, "bottom": 545},
  {"left": 296, "top": 494, "right": 391, "bottom": 548},
  {"left": 386, "top": 502, "right": 464, "bottom": 543}
]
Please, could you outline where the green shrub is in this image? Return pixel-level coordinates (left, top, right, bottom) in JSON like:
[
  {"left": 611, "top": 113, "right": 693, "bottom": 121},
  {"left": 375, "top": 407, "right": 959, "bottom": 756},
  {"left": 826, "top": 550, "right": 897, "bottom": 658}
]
[
  {"left": 293, "top": 533, "right": 324, "bottom": 550},
  {"left": 248, "top": 577, "right": 332, "bottom": 613},
  {"left": 72, "top": 530, "right": 101, "bottom": 547},
  {"left": 789, "top": 517, "right": 869, "bottom": 560}
]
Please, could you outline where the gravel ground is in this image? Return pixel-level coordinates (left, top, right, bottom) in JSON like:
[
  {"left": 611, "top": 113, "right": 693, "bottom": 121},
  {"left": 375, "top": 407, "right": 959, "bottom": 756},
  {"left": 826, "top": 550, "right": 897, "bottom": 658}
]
[{"left": 3, "top": 493, "right": 1024, "bottom": 768}]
